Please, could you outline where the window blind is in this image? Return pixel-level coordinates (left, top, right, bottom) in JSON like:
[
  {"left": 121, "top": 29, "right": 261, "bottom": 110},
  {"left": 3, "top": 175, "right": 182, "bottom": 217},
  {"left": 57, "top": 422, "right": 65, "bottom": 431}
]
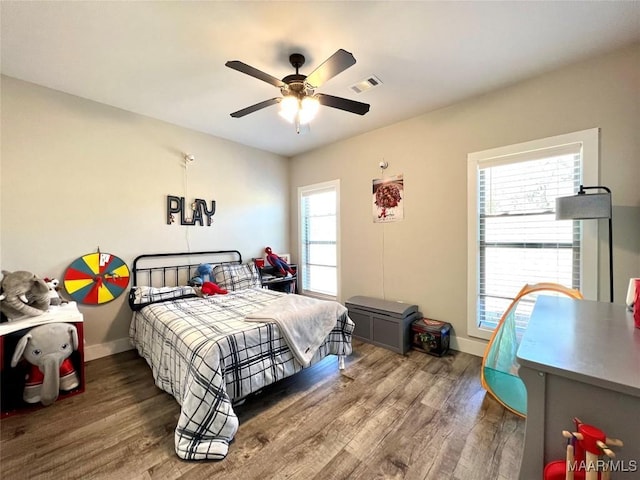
[
  {"left": 300, "top": 186, "right": 337, "bottom": 297},
  {"left": 477, "top": 151, "right": 581, "bottom": 330}
]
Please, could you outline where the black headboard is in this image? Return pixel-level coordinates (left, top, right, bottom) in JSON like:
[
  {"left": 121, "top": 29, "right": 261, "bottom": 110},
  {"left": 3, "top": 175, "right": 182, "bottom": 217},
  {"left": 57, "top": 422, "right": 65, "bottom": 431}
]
[{"left": 131, "top": 250, "right": 242, "bottom": 287}]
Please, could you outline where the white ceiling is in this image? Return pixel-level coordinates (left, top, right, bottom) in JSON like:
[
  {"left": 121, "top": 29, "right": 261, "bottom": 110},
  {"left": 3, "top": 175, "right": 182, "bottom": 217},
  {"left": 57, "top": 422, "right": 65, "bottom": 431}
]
[{"left": 2, "top": 1, "right": 639, "bottom": 157}]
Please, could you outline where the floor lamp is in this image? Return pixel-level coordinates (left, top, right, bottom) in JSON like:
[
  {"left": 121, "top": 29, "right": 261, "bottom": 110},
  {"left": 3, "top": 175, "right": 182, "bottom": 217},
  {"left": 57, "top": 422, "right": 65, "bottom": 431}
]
[{"left": 556, "top": 185, "right": 613, "bottom": 302}]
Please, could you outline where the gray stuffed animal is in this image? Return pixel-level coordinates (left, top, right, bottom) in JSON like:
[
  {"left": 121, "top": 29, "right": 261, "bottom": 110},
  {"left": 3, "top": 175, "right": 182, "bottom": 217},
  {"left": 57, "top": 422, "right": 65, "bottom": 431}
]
[
  {"left": 10, "top": 322, "right": 80, "bottom": 405},
  {"left": 0, "top": 271, "right": 50, "bottom": 320}
]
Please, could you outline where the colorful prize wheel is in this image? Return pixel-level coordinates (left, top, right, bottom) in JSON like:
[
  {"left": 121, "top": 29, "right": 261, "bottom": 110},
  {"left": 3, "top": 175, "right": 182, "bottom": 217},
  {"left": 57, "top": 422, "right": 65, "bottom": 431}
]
[{"left": 63, "top": 252, "right": 130, "bottom": 305}]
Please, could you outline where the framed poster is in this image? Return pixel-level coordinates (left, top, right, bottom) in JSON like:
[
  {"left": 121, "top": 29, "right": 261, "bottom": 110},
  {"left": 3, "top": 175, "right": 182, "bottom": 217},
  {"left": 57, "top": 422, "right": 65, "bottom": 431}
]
[{"left": 373, "top": 174, "right": 404, "bottom": 222}]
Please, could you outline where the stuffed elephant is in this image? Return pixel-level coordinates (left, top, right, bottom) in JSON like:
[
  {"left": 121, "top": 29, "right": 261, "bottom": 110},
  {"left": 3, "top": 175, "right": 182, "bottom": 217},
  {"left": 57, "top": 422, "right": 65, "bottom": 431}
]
[
  {"left": 10, "top": 322, "right": 80, "bottom": 406},
  {"left": 0, "top": 270, "right": 50, "bottom": 320}
]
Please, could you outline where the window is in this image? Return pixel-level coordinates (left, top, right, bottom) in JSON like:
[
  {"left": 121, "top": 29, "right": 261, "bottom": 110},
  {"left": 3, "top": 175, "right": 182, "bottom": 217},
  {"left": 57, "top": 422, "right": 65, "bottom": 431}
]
[
  {"left": 467, "top": 129, "right": 599, "bottom": 339},
  {"left": 298, "top": 180, "right": 340, "bottom": 298}
]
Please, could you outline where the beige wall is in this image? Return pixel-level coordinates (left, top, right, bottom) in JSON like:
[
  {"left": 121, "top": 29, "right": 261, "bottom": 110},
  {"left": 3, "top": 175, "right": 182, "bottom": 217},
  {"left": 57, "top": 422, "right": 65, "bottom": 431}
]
[
  {"left": 1, "top": 76, "right": 290, "bottom": 359},
  {"left": 2, "top": 44, "right": 638, "bottom": 360},
  {"left": 290, "top": 43, "right": 640, "bottom": 355}
]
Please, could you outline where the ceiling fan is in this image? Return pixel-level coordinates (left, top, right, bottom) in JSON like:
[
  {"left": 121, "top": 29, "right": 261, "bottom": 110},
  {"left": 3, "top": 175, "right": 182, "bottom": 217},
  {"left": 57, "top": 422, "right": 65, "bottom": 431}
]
[{"left": 225, "top": 49, "right": 370, "bottom": 132}]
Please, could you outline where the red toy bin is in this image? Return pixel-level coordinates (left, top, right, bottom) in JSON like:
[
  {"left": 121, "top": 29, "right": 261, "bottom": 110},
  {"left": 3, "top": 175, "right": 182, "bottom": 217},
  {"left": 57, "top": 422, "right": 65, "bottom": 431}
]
[
  {"left": 0, "top": 303, "right": 85, "bottom": 418},
  {"left": 410, "top": 318, "right": 451, "bottom": 356}
]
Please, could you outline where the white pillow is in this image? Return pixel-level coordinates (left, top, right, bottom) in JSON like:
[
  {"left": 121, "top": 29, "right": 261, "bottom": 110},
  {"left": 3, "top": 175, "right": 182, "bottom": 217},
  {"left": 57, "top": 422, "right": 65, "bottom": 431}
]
[
  {"left": 129, "top": 285, "right": 197, "bottom": 310},
  {"left": 212, "top": 263, "right": 260, "bottom": 291}
]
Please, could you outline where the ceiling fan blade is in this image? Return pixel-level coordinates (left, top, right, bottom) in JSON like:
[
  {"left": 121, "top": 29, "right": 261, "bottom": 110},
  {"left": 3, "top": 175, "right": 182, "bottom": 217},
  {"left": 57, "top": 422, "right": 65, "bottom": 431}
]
[
  {"left": 305, "top": 49, "right": 356, "bottom": 88},
  {"left": 316, "top": 94, "right": 370, "bottom": 115},
  {"left": 225, "top": 61, "right": 285, "bottom": 88},
  {"left": 230, "top": 97, "right": 282, "bottom": 118}
]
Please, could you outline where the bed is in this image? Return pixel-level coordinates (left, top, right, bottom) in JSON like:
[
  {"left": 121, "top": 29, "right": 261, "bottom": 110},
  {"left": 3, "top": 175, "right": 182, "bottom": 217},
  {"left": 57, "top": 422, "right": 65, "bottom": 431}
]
[{"left": 128, "top": 250, "right": 354, "bottom": 460}]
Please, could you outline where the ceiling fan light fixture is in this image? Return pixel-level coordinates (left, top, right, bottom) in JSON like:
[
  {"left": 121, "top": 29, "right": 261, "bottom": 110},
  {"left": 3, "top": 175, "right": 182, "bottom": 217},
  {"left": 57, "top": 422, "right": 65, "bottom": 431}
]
[
  {"left": 278, "top": 95, "right": 299, "bottom": 123},
  {"left": 299, "top": 96, "right": 319, "bottom": 124},
  {"left": 278, "top": 95, "right": 319, "bottom": 125}
]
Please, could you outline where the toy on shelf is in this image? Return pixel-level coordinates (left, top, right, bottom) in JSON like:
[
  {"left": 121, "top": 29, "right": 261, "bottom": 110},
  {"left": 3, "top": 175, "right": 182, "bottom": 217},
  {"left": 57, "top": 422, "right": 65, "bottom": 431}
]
[
  {"left": 44, "top": 277, "right": 68, "bottom": 306},
  {"left": 544, "top": 418, "right": 623, "bottom": 480},
  {"left": 10, "top": 322, "right": 80, "bottom": 406},
  {"left": 265, "top": 247, "right": 295, "bottom": 277},
  {"left": 0, "top": 271, "right": 50, "bottom": 320}
]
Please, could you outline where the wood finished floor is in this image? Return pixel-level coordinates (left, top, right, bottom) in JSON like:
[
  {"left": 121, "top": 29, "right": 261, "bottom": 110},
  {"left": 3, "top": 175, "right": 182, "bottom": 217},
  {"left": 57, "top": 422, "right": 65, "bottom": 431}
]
[{"left": 0, "top": 340, "right": 524, "bottom": 480}]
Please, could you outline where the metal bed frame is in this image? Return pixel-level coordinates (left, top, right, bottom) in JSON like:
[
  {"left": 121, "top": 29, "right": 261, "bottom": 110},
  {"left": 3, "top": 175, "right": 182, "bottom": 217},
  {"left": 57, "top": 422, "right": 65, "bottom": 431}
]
[{"left": 131, "top": 250, "right": 243, "bottom": 287}]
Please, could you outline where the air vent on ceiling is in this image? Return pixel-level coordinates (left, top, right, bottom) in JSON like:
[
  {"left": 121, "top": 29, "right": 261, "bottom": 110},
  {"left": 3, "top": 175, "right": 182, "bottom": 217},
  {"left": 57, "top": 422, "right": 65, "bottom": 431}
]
[{"left": 350, "top": 75, "right": 382, "bottom": 94}]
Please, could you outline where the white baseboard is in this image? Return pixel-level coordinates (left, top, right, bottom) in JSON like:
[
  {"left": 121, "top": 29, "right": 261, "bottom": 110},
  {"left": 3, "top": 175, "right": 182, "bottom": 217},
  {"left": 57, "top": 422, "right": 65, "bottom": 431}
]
[
  {"left": 84, "top": 337, "right": 134, "bottom": 362},
  {"left": 450, "top": 334, "right": 487, "bottom": 357}
]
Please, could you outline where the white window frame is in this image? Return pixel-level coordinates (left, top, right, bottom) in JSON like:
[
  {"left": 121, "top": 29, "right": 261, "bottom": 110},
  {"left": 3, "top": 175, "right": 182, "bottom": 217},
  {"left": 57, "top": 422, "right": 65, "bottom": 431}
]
[
  {"left": 467, "top": 128, "right": 599, "bottom": 340},
  {"left": 297, "top": 179, "right": 340, "bottom": 300}
]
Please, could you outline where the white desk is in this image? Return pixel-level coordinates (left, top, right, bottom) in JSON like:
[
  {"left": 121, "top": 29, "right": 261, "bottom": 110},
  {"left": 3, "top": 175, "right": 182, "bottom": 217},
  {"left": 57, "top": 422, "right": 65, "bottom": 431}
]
[{"left": 517, "top": 296, "right": 640, "bottom": 479}]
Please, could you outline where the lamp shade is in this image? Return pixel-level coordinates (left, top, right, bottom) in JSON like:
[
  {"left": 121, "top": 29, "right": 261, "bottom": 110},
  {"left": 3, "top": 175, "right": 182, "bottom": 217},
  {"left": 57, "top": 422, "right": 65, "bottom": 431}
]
[
  {"left": 555, "top": 192, "right": 611, "bottom": 220},
  {"left": 555, "top": 185, "right": 614, "bottom": 302}
]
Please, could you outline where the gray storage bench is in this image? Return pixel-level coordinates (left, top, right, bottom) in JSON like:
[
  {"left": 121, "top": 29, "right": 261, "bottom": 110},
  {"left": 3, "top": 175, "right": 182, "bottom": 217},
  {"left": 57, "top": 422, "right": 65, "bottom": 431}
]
[{"left": 345, "top": 296, "right": 420, "bottom": 354}]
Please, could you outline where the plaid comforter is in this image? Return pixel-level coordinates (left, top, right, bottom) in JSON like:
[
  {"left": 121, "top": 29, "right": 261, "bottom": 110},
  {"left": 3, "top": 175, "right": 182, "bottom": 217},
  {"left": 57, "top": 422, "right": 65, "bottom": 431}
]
[{"left": 129, "top": 288, "right": 353, "bottom": 460}]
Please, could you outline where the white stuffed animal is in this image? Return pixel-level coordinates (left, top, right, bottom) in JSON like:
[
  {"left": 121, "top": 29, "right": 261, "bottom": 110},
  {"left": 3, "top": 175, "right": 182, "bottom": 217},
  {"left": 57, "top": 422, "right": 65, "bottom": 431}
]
[{"left": 44, "top": 278, "right": 66, "bottom": 306}]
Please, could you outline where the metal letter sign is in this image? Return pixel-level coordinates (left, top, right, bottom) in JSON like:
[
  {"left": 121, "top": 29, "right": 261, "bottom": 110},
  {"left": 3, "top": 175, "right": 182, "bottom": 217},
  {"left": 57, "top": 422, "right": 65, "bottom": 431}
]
[{"left": 167, "top": 195, "right": 216, "bottom": 226}]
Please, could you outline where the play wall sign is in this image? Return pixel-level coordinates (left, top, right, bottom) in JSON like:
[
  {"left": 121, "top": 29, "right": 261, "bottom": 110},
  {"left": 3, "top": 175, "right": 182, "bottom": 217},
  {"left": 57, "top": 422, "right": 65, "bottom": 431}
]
[{"left": 167, "top": 195, "right": 216, "bottom": 226}]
